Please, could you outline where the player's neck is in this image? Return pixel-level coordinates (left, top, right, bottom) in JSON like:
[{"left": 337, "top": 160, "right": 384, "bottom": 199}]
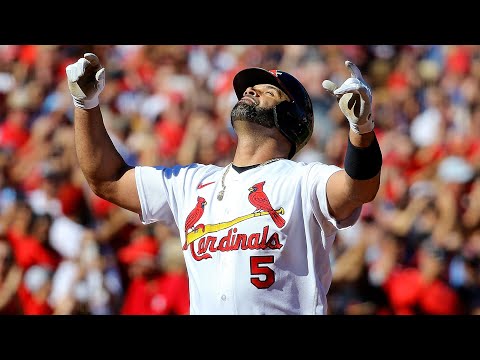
[{"left": 232, "top": 137, "right": 288, "bottom": 167}]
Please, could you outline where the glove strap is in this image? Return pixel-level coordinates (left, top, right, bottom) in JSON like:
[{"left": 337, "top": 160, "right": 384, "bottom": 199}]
[
  {"left": 72, "top": 95, "right": 99, "bottom": 110},
  {"left": 350, "top": 115, "right": 375, "bottom": 134}
]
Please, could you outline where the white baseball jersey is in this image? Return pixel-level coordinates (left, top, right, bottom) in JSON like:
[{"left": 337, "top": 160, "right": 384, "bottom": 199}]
[{"left": 135, "top": 159, "right": 361, "bottom": 315}]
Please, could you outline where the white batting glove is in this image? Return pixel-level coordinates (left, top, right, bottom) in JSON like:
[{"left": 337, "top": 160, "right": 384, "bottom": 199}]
[
  {"left": 66, "top": 53, "right": 105, "bottom": 109},
  {"left": 322, "top": 60, "right": 374, "bottom": 134}
]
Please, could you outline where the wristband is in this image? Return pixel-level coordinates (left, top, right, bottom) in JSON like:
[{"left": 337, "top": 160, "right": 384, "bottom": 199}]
[{"left": 344, "top": 134, "right": 382, "bottom": 180}]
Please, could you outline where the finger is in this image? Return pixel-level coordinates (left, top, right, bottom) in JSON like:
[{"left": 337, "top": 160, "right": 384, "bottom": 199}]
[
  {"left": 66, "top": 58, "right": 89, "bottom": 82},
  {"left": 84, "top": 52, "right": 100, "bottom": 67},
  {"left": 335, "top": 78, "right": 372, "bottom": 104},
  {"left": 65, "top": 63, "right": 76, "bottom": 81},
  {"left": 345, "top": 60, "right": 364, "bottom": 81},
  {"left": 96, "top": 67, "right": 105, "bottom": 82},
  {"left": 333, "top": 78, "right": 362, "bottom": 96},
  {"left": 357, "top": 86, "right": 372, "bottom": 103},
  {"left": 322, "top": 80, "right": 338, "bottom": 95}
]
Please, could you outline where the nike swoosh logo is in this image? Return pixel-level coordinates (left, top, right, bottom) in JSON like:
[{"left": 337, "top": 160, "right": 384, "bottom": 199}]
[{"left": 197, "top": 181, "right": 215, "bottom": 189}]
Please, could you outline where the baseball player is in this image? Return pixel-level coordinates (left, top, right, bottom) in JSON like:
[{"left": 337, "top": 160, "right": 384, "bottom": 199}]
[{"left": 66, "top": 52, "right": 382, "bottom": 315}]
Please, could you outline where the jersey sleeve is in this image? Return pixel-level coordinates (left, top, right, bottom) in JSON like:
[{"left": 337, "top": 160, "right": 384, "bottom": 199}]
[
  {"left": 308, "top": 163, "right": 362, "bottom": 233},
  {"left": 135, "top": 164, "right": 192, "bottom": 228}
]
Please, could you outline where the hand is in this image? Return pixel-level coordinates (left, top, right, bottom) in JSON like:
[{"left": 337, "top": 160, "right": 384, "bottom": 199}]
[
  {"left": 66, "top": 53, "right": 105, "bottom": 109},
  {"left": 322, "top": 61, "right": 374, "bottom": 134}
]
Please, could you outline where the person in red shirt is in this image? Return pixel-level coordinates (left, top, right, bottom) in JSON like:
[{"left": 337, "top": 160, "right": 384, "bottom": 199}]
[
  {"left": 119, "top": 235, "right": 189, "bottom": 315},
  {"left": 11, "top": 213, "right": 60, "bottom": 271},
  {"left": 17, "top": 265, "right": 53, "bottom": 315},
  {"left": 383, "top": 240, "right": 462, "bottom": 315}
]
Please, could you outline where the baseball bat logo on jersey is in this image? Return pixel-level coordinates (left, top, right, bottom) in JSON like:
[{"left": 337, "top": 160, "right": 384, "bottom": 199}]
[{"left": 183, "top": 181, "right": 286, "bottom": 261}]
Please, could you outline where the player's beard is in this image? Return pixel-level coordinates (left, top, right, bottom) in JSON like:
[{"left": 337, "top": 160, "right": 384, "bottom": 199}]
[{"left": 230, "top": 102, "right": 276, "bottom": 129}]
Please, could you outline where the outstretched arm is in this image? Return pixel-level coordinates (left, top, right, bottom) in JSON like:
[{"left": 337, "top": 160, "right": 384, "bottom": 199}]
[
  {"left": 323, "top": 61, "right": 382, "bottom": 221},
  {"left": 66, "top": 53, "right": 140, "bottom": 215}
]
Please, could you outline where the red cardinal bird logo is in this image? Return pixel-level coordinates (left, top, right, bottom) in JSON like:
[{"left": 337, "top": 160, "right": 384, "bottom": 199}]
[
  {"left": 248, "top": 181, "right": 285, "bottom": 228},
  {"left": 185, "top": 196, "right": 207, "bottom": 235}
]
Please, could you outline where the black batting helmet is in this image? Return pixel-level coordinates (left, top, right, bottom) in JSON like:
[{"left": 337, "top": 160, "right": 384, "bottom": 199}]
[{"left": 233, "top": 67, "right": 314, "bottom": 159}]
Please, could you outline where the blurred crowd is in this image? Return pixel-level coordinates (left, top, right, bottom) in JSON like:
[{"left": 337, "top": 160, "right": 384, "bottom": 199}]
[{"left": 0, "top": 44, "right": 480, "bottom": 315}]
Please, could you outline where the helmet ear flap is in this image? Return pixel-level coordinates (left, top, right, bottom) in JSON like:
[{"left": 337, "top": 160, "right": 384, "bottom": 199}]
[
  {"left": 274, "top": 101, "right": 312, "bottom": 159},
  {"left": 274, "top": 101, "right": 297, "bottom": 159}
]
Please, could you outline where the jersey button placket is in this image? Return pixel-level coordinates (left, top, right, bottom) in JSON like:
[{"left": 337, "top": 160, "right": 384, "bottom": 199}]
[
  {"left": 222, "top": 253, "right": 236, "bottom": 305},
  {"left": 219, "top": 254, "right": 228, "bottom": 294},
  {"left": 218, "top": 252, "right": 235, "bottom": 309},
  {"left": 218, "top": 171, "right": 239, "bottom": 311},
  {"left": 224, "top": 172, "right": 240, "bottom": 214}
]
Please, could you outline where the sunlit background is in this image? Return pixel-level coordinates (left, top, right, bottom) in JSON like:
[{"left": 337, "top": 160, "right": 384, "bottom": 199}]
[{"left": 0, "top": 45, "right": 479, "bottom": 315}]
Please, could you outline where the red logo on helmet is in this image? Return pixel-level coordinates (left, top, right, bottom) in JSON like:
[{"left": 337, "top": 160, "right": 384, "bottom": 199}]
[{"left": 269, "top": 70, "right": 282, "bottom": 77}]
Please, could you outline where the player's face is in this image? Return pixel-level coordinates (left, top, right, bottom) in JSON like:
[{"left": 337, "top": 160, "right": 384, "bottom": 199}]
[{"left": 231, "top": 84, "right": 290, "bottom": 128}]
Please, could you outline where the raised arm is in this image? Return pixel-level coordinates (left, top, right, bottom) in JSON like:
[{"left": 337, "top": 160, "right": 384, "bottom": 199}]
[
  {"left": 322, "top": 61, "right": 382, "bottom": 221},
  {"left": 66, "top": 53, "right": 141, "bottom": 215}
]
